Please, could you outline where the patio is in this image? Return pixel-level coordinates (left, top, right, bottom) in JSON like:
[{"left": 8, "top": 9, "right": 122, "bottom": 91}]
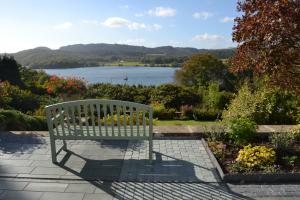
[{"left": 0, "top": 131, "right": 299, "bottom": 200}]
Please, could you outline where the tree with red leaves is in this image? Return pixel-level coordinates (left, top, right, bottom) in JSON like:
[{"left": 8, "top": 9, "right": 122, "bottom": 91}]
[{"left": 231, "top": 0, "right": 300, "bottom": 93}]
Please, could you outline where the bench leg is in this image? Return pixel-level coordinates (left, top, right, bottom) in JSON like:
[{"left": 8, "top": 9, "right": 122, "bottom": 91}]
[
  {"left": 62, "top": 140, "right": 67, "bottom": 151},
  {"left": 149, "top": 139, "right": 153, "bottom": 164},
  {"left": 50, "top": 138, "right": 57, "bottom": 164}
]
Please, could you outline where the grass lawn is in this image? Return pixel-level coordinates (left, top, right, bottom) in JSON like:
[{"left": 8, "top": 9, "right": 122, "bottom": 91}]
[{"left": 155, "top": 120, "right": 220, "bottom": 126}]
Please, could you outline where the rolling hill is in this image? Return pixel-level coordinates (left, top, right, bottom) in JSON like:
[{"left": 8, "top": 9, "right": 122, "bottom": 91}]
[{"left": 12, "top": 43, "right": 235, "bottom": 69}]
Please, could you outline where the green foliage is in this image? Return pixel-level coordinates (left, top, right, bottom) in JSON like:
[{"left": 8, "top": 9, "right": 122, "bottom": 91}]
[
  {"left": 175, "top": 54, "right": 227, "bottom": 87},
  {"left": 282, "top": 156, "right": 299, "bottom": 167},
  {"left": 228, "top": 118, "right": 256, "bottom": 145},
  {"left": 222, "top": 84, "right": 257, "bottom": 122},
  {"left": 0, "top": 55, "right": 23, "bottom": 87},
  {"left": 87, "top": 83, "right": 154, "bottom": 104},
  {"left": 208, "top": 141, "right": 226, "bottom": 160},
  {"left": 96, "top": 113, "right": 155, "bottom": 126},
  {"left": 289, "top": 125, "right": 300, "bottom": 141},
  {"left": 205, "top": 125, "right": 227, "bottom": 142},
  {"left": 270, "top": 132, "right": 295, "bottom": 152},
  {"left": 0, "top": 109, "right": 47, "bottom": 131},
  {"left": 202, "top": 82, "right": 233, "bottom": 110},
  {"left": 192, "top": 107, "right": 221, "bottom": 121},
  {"left": 0, "top": 81, "right": 40, "bottom": 113},
  {"left": 265, "top": 89, "right": 299, "bottom": 124},
  {"left": 222, "top": 83, "right": 299, "bottom": 124},
  {"left": 151, "top": 102, "right": 176, "bottom": 120},
  {"left": 151, "top": 84, "right": 200, "bottom": 109},
  {"left": 19, "top": 67, "right": 49, "bottom": 94}
]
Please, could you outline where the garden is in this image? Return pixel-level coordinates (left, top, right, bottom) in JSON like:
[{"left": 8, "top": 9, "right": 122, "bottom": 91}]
[
  {"left": 0, "top": 0, "right": 299, "bottom": 180},
  {"left": 206, "top": 121, "right": 300, "bottom": 174}
]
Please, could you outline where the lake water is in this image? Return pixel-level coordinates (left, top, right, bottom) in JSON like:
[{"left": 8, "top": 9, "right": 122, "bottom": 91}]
[{"left": 44, "top": 66, "right": 177, "bottom": 86}]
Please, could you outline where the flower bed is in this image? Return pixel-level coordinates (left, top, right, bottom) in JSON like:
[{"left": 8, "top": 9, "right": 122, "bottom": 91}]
[{"left": 203, "top": 123, "right": 300, "bottom": 183}]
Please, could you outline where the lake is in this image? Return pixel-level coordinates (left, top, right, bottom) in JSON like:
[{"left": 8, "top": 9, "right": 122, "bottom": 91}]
[{"left": 44, "top": 66, "right": 177, "bottom": 86}]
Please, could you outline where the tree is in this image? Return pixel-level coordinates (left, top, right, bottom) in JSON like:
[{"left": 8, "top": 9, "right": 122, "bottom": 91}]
[
  {"left": 231, "top": 0, "right": 300, "bottom": 93},
  {"left": 175, "top": 54, "right": 227, "bottom": 87},
  {"left": 0, "top": 55, "right": 23, "bottom": 86}
]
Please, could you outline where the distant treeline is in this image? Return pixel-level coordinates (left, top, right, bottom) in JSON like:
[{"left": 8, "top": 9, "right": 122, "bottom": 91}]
[{"left": 11, "top": 43, "right": 235, "bottom": 69}]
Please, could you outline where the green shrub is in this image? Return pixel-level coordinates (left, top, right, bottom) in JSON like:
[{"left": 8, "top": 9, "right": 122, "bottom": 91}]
[
  {"left": 270, "top": 132, "right": 295, "bottom": 152},
  {"left": 205, "top": 125, "right": 227, "bottom": 142},
  {"left": 282, "top": 156, "right": 299, "bottom": 167},
  {"left": 192, "top": 107, "right": 221, "bottom": 121},
  {"left": 0, "top": 81, "right": 40, "bottom": 112},
  {"left": 222, "top": 84, "right": 259, "bottom": 122},
  {"left": 151, "top": 84, "right": 200, "bottom": 109},
  {"left": 222, "top": 83, "right": 299, "bottom": 124},
  {"left": 86, "top": 83, "right": 154, "bottom": 104},
  {"left": 0, "top": 109, "right": 47, "bottom": 131},
  {"left": 151, "top": 102, "right": 176, "bottom": 120},
  {"left": 228, "top": 118, "right": 256, "bottom": 145},
  {"left": 290, "top": 124, "right": 300, "bottom": 141},
  {"left": 202, "top": 82, "right": 233, "bottom": 110}
]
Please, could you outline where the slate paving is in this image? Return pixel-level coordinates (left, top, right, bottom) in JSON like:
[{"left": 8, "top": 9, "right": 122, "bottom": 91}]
[{"left": 0, "top": 132, "right": 300, "bottom": 199}]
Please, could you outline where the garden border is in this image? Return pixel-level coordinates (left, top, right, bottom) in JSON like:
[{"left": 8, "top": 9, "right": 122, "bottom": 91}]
[{"left": 201, "top": 138, "right": 300, "bottom": 183}]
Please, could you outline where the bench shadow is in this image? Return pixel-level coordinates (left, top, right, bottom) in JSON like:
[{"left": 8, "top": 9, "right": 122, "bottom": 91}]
[
  {"left": 0, "top": 131, "right": 47, "bottom": 154},
  {"left": 57, "top": 149, "right": 252, "bottom": 199}
]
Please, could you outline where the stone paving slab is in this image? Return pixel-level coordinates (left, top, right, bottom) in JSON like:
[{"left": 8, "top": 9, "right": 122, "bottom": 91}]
[
  {"left": 1, "top": 134, "right": 300, "bottom": 199},
  {"left": 120, "top": 140, "right": 219, "bottom": 182}
]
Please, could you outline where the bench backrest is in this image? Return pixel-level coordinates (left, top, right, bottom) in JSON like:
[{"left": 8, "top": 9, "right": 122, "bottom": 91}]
[{"left": 45, "top": 99, "right": 153, "bottom": 139}]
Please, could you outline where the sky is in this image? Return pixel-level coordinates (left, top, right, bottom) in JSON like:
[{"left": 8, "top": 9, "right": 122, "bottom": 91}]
[{"left": 0, "top": 0, "right": 239, "bottom": 53}]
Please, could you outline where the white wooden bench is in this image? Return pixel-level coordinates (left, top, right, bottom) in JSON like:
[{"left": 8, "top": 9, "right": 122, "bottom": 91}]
[{"left": 45, "top": 99, "right": 153, "bottom": 163}]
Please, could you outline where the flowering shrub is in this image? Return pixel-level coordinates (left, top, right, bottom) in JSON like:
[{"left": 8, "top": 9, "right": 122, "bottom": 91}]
[
  {"left": 46, "top": 76, "right": 87, "bottom": 98},
  {"left": 236, "top": 145, "right": 276, "bottom": 169}
]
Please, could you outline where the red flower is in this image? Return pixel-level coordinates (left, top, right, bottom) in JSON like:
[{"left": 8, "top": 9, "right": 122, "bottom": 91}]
[
  {"left": 47, "top": 87, "right": 54, "bottom": 94},
  {"left": 50, "top": 76, "right": 59, "bottom": 81}
]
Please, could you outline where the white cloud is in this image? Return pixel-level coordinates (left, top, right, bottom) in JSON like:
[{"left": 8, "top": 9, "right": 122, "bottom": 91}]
[
  {"left": 193, "top": 33, "right": 223, "bottom": 41},
  {"left": 102, "top": 17, "right": 129, "bottom": 28},
  {"left": 220, "top": 17, "right": 234, "bottom": 23},
  {"left": 54, "top": 22, "right": 72, "bottom": 30},
  {"left": 82, "top": 20, "right": 98, "bottom": 25},
  {"left": 102, "top": 17, "right": 162, "bottom": 30},
  {"left": 148, "top": 7, "right": 176, "bottom": 17},
  {"left": 193, "top": 12, "right": 213, "bottom": 20},
  {"left": 128, "top": 22, "right": 147, "bottom": 30}
]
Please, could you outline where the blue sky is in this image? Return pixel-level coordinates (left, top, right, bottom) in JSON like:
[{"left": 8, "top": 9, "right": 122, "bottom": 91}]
[{"left": 0, "top": 0, "right": 239, "bottom": 53}]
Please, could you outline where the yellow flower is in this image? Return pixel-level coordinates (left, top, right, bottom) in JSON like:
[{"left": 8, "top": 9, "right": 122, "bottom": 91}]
[{"left": 235, "top": 145, "right": 276, "bottom": 169}]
